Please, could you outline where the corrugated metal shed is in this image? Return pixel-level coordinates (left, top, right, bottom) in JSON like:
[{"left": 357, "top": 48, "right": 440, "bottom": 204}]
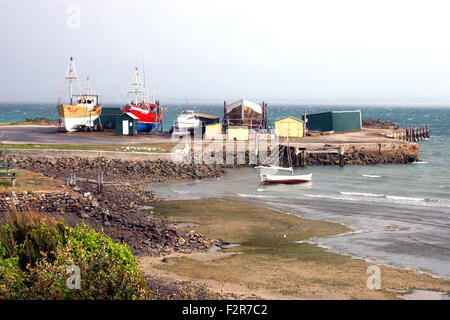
[
  {"left": 304, "top": 111, "right": 362, "bottom": 132},
  {"left": 274, "top": 117, "right": 304, "bottom": 137},
  {"left": 97, "top": 107, "right": 122, "bottom": 129}
]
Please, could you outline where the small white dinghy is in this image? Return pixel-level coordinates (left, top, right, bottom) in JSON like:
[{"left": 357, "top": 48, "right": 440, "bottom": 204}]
[
  {"left": 255, "top": 134, "right": 312, "bottom": 185},
  {"left": 256, "top": 166, "right": 312, "bottom": 185}
]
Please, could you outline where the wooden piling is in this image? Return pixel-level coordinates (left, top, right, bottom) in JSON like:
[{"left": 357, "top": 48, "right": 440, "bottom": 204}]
[
  {"left": 97, "top": 173, "right": 103, "bottom": 192},
  {"left": 301, "top": 150, "right": 307, "bottom": 167},
  {"left": 339, "top": 146, "right": 345, "bottom": 167}
]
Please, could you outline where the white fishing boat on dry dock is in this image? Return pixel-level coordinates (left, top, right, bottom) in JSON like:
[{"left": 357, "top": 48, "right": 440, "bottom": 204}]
[{"left": 56, "top": 57, "right": 102, "bottom": 132}]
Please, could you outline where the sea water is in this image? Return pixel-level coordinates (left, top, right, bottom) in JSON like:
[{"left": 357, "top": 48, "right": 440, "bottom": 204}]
[{"left": 2, "top": 103, "right": 449, "bottom": 279}]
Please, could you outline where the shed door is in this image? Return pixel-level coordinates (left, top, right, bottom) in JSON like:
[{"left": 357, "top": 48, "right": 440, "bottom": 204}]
[{"left": 122, "top": 120, "right": 129, "bottom": 135}]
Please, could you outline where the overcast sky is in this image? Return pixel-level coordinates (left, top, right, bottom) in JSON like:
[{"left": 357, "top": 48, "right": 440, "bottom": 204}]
[{"left": 2, "top": 0, "right": 450, "bottom": 104}]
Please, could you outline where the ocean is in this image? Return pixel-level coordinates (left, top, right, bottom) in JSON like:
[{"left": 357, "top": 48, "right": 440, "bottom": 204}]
[{"left": 1, "top": 103, "right": 449, "bottom": 279}]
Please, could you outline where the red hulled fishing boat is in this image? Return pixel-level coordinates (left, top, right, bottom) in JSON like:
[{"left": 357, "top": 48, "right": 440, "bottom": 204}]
[{"left": 121, "top": 67, "right": 166, "bottom": 132}]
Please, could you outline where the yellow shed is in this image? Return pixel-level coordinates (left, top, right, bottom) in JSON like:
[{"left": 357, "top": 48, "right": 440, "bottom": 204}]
[
  {"left": 274, "top": 117, "right": 304, "bottom": 137},
  {"left": 227, "top": 126, "right": 249, "bottom": 141},
  {"left": 204, "top": 123, "right": 223, "bottom": 138}
]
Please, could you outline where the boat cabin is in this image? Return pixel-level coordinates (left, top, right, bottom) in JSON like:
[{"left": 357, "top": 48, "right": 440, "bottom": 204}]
[{"left": 73, "top": 94, "right": 98, "bottom": 108}]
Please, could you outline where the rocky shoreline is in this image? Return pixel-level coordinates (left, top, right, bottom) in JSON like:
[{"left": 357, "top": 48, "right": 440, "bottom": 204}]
[
  {"left": 306, "top": 150, "right": 418, "bottom": 165},
  {"left": 0, "top": 155, "right": 226, "bottom": 257},
  {"left": 4, "top": 155, "right": 225, "bottom": 183}
]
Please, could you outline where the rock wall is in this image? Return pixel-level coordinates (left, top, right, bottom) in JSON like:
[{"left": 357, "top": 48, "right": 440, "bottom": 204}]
[
  {"left": 2, "top": 155, "right": 225, "bottom": 182},
  {"left": 306, "top": 143, "right": 419, "bottom": 166}
]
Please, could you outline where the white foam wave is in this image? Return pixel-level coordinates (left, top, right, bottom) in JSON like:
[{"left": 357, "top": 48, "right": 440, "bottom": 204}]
[
  {"left": 302, "top": 192, "right": 449, "bottom": 208},
  {"left": 385, "top": 195, "right": 425, "bottom": 201},
  {"left": 362, "top": 174, "right": 381, "bottom": 178},
  {"left": 303, "top": 194, "right": 347, "bottom": 201},
  {"left": 413, "top": 161, "right": 428, "bottom": 164},
  {"left": 238, "top": 193, "right": 273, "bottom": 198},
  {"left": 340, "top": 191, "right": 384, "bottom": 197}
]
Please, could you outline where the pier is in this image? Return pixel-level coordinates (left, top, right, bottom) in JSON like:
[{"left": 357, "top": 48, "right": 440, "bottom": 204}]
[
  {"left": 0, "top": 123, "right": 427, "bottom": 167},
  {"left": 392, "top": 125, "right": 430, "bottom": 142}
]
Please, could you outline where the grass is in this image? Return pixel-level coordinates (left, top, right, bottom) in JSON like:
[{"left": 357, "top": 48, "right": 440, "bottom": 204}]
[
  {"left": 0, "top": 169, "right": 63, "bottom": 192},
  {"left": 149, "top": 199, "right": 450, "bottom": 299},
  {"left": 0, "top": 143, "right": 175, "bottom": 153}
]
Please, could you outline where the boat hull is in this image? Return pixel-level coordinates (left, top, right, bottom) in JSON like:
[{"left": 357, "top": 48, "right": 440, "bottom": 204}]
[
  {"left": 260, "top": 173, "right": 312, "bottom": 185},
  {"left": 122, "top": 104, "right": 164, "bottom": 132},
  {"left": 137, "top": 122, "right": 159, "bottom": 132},
  {"left": 57, "top": 104, "right": 102, "bottom": 132}
]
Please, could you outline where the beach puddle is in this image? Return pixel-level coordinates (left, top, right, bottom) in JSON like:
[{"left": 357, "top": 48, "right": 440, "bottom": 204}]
[
  {"left": 173, "top": 222, "right": 197, "bottom": 228},
  {"left": 384, "top": 225, "right": 410, "bottom": 232},
  {"left": 397, "top": 290, "right": 450, "bottom": 300},
  {"left": 209, "top": 242, "right": 241, "bottom": 254},
  {"left": 139, "top": 205, "right": 154, "bottom": 211}
]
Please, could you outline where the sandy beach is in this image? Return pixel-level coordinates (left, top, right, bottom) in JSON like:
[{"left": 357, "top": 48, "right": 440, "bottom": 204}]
[{"left": 139, "top": 198, "right": 450, "bottom": 299}]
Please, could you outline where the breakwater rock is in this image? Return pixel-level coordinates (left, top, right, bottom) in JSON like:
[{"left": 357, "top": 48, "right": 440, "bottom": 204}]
[
  {"left": 307, "top": 151, "right": 417, "bottom": 166},
  {"left": 0, "top": 189, "right": 212, "bottom": 256},
  {"left": 3, "top": 155, "right": 225, "bottom": 183}
]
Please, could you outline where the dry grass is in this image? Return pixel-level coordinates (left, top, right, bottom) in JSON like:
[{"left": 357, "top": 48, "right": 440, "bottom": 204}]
[
  {"left": 0, "top": 169, "right": 63, "bottom": 192},
  {"left": 0, "top": 143, "right": 175, "bottom": 153},
  {"left": 150, "top": 199, "right": 450, "bottom": 299}
]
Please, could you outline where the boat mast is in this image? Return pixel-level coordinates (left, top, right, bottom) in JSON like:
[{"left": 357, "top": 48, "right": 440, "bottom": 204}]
[
  {"left": 83, "top": 76, "right": 92, "bottom": 95},
  {"left": 57, "top": 57, "right": 81, "bottom": 105},
  {"left": 128, "top": 67, "right": 149, "bottom": 104}
]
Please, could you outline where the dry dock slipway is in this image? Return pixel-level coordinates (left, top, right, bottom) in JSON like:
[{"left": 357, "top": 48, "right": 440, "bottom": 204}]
[{"left": 0, "top": 123, "right": 429, "bottom": 166}]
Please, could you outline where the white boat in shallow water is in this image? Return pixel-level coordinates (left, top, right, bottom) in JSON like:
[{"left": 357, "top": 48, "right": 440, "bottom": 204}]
[
  {"left": 256, "top": 135, "right": 312, "bottom": 185},
  {"left": 257, "top": 166, "right": 312, "bottom": 185}
]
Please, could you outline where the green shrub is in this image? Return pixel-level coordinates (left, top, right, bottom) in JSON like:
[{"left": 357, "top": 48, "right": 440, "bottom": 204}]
[
  {"left": 0, "top": 211, "right": 149, "bottom": 300},
  {"left": 0, "top": 211, "right": 67, "bottom": 270}
]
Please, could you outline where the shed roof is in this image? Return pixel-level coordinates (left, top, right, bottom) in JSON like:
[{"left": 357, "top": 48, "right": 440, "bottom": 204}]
[
  {"left": 307, "top": 110, "right": 361, "bottom": 116},
  {"left": 195, "top": 113, "right": 219, "bottom": 120},
  {"left": 275, "top": 116, "right": 304, "bottom": 123},
  {"left": 124, "top": 112, "right": 139, "bottom": 120}
]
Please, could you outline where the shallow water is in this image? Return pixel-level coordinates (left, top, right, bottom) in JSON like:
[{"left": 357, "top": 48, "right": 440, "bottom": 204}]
[{"left": 150, "top": 163, "right": 450, "bottom": 280}]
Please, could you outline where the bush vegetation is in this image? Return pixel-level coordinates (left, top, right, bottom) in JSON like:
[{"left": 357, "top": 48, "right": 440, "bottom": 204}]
[{"left": 0, "top": 210, "right": 150, "bottom": 299}]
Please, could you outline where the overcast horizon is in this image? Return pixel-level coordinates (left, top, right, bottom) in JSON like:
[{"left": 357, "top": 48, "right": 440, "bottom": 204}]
[{"left": 2, "top": 0, "right": 450, "bottom": 104}]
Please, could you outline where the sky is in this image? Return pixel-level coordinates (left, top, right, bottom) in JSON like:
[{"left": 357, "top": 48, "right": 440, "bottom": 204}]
[{"left": 2, "top": 0, "right": 450, "bottom": 104}]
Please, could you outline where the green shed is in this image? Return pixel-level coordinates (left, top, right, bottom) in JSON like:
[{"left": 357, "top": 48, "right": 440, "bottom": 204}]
[
  {"left": 96, "top": 107, "right": 122, "bottom": 129},
  {"left": 116, "top": 113, "right": 138, "bottom": 136},
  {"left": 304, "top": 110, "right": 362, "bottom": 132}
]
